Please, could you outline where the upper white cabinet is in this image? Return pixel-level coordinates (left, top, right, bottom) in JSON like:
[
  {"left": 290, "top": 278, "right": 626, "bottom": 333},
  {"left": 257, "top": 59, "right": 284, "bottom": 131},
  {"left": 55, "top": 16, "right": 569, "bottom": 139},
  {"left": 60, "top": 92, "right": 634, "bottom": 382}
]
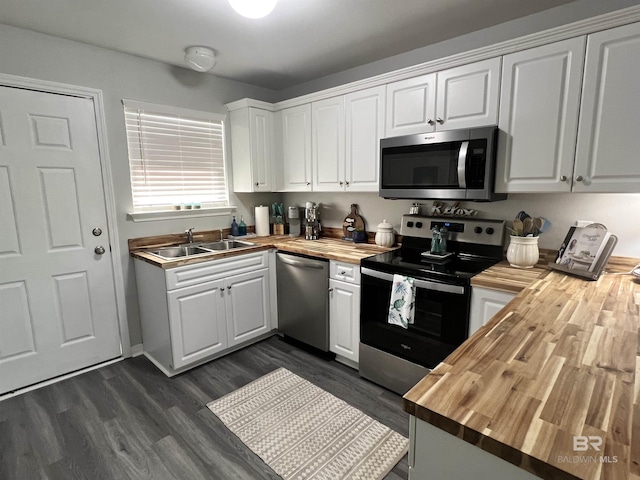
[
  {"left": 496, "top": 37, "right": 586, "bottom": 193},
  {"left": 436, "top": 58, "right": 501, "bottom": 131},
  {"left": 573, "top": 22, "right": 640, "bottom": 193},
  {"left": 230, "top": 107, "right": 274, "bottom": 192},
  {"left": 344, "top": 86, "right": 386, "bottom": 191},
  {"left": 311, "top": 86, "right": 384, "bottom": 192},
  {"left": 385, "top": 58, "right": 500, "bottom": 137},
  {"left": 312, "top": 96, "right": 345, "bottom": 191},
  {"left": 277, "top": 104, "right": 312, "bottom": 191},
  {"left": 385, "top": 73, "right": 436, "bottom": 137}
]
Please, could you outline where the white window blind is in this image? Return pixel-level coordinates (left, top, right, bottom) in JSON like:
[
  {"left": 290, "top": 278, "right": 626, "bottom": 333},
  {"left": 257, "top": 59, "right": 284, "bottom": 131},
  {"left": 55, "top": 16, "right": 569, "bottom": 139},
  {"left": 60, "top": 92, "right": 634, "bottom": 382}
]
[{"left": 123, "top": 100, "right": 228, "bottom": 211}]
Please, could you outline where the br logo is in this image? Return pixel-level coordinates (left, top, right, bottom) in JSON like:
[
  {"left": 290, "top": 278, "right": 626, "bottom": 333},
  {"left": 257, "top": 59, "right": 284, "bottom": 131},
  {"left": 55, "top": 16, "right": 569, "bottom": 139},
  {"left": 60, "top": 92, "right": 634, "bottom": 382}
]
[{"left": 573, "top": 435, "right": 603, "bottom": 452}]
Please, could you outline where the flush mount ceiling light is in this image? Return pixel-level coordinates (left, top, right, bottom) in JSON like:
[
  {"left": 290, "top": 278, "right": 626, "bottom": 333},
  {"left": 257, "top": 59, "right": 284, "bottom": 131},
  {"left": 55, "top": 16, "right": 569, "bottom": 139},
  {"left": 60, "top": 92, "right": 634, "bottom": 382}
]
[
  {"left": 184, "top": 46, "right": 216, "bottom": 72},
  {"left": 228, "top": 0, "right": 277, "bottom": 19}
]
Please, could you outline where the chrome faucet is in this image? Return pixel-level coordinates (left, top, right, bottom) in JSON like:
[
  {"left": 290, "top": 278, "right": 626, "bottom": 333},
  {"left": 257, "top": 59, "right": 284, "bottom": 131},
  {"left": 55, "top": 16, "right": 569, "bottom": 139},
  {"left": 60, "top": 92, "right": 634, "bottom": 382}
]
[
  {"left": 185, "top": 227, "right": 195, "bottom": 244},
  {"left": 220, "top": 228, "right": 224, "bottom": 240}
]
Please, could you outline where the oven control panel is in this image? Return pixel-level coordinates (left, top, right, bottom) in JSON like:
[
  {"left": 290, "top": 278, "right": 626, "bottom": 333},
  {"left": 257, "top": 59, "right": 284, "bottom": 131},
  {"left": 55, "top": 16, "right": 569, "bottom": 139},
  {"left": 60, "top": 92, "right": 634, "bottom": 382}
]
[{"left": 400, "top": 215, "right": 505, "bottom": 246}]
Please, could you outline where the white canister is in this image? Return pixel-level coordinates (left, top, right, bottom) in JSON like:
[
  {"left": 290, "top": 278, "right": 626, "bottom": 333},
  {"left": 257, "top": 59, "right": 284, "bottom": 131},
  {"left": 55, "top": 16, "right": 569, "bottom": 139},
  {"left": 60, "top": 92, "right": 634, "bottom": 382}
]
[
  {"left": 375, "top": 219, "right": 395, "bottom": 247},
  {"left": 506, "top": 235, "right": 539, "bottom": 268}
]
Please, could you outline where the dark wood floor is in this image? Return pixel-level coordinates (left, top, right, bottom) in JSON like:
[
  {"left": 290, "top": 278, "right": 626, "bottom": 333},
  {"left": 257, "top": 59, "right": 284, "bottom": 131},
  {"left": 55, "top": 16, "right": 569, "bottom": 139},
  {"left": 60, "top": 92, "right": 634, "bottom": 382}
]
[{"left": 0, "top": 336, "right": 409, "bottom": 480}]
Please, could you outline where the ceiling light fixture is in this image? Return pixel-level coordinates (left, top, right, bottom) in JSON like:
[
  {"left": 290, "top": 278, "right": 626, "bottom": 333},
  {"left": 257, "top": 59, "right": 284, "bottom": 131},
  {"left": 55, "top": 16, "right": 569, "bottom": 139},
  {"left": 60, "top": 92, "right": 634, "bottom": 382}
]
[
  {"left": 184, "top": 46, "right": 216, "bottom": 72},
  {"left": 228, "top": 0, "right": 277, "bottom": 19}
]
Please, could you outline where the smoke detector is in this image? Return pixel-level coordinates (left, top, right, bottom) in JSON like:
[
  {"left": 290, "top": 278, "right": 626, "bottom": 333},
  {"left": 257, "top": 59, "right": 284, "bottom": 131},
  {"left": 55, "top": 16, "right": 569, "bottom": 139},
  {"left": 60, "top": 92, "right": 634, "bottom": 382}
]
[{"left": 184, "top": 46, "right": 216, "bottom": 72}]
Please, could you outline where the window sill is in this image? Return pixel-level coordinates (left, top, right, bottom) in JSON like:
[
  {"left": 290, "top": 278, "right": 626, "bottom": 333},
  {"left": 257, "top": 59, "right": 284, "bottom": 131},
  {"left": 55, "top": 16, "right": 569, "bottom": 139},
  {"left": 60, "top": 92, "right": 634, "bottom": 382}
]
[{"left": 127, "top": 206, "right": 236, "bottom": 223}]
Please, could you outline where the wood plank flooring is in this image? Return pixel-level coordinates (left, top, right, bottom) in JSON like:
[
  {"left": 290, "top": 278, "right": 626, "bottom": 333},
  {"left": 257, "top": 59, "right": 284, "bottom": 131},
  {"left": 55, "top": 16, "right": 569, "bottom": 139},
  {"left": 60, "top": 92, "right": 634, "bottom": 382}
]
[{"left": 0, "top": 336, "right": 409, "bottom": 480}]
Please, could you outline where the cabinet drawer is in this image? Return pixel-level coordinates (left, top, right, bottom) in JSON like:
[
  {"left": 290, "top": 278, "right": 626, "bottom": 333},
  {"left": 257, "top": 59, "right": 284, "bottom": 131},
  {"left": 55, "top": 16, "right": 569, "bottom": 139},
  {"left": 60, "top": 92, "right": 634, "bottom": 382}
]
[
  {"left": 330, "top": 260, "right": 361, "bottom": 284},
  {"left": 166, "top": 251, "right": 269, "bottom": 290}
]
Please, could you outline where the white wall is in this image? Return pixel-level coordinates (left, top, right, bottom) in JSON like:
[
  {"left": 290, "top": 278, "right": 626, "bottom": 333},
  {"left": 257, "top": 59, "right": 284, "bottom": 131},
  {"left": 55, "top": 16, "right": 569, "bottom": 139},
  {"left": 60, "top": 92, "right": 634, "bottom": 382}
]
[
  {"left": 282, "top": 192, "right": 640, "bottom": 258},
  {"left": 0, "top": 24, "right": 282, "bottom": 347},
  {"left": 277, "top": 0, "right": 640, "bottom": 100}
]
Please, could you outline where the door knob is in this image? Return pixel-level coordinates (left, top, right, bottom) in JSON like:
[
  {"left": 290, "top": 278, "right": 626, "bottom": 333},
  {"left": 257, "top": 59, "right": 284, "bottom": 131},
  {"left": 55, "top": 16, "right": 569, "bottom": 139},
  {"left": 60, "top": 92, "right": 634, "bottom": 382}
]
[
  {"left": 427, "top": 119, "right": 434, "bottom": 126},
  {"left": 559, "top": 175, "right": 567, "bottom": 182},
  {"left": 436, "top": 117, "right": 444, "bottom": 124},
  {"left": 92, "top": 227, "right": 102, "bottom": 236},
  {"left": 575, "top": 175, "right": 584, "bottom": 182},
  {"left": 94, "top": 246, "right": 106, "bottom": 255}
]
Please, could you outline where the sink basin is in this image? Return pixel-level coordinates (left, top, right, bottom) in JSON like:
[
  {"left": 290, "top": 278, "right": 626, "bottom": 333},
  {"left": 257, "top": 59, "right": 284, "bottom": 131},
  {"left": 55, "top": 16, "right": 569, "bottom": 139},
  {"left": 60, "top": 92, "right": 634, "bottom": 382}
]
[
  {"left": 198, "top": 240, "right": 255, "bottom": 251},
  {"left": 149, "top": 245, "right": 212, "bottom": 260}
]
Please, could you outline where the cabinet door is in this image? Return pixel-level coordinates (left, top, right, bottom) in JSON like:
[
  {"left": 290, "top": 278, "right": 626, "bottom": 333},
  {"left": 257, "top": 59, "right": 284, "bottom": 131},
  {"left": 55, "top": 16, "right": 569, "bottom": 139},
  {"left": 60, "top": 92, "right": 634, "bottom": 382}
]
[
  {"left": 345, "top": 86, "right": 386, "bottom": 192},
  {"left": 574, "top": 22, "right": 640, "bottom": 193},
  {"left": 249, "top": 108, "right": 274, "bottom": 192},
  {"left": 225, "top": 268, "right": 271, "bottom": 347},
  {"left": 436, "top": 58, "right": 501, "bottom": 130},
  {"left": 496, "top": 38, "right": 585, "bottom": 193},
  {"left": 280, "top": 104, "right": 312, "bottom": 191},
  {"left": 385, "top": 73, "right": 436, "bottom": 137},
  {"left": 469, "top": 287, "right": 515, "bottom": 336},
  {"left": 312, "top": 97, "right": 346, "bottom": 191},
  {"left": 168, "top": 280, "right": 227, "bottom": 369},
  {"left": 329, "top": 279, "right": 360, "bottom": 363}
]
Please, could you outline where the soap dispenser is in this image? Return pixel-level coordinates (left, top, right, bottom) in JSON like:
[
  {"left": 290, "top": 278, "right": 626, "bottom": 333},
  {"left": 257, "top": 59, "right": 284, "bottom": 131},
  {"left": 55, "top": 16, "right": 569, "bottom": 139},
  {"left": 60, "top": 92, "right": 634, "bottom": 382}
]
[
  {"left": 238, "top": 216, "right": 247, "bottom": 236},
  {"left": 231, "top": 216, "right": 239, "bottom": 236}
]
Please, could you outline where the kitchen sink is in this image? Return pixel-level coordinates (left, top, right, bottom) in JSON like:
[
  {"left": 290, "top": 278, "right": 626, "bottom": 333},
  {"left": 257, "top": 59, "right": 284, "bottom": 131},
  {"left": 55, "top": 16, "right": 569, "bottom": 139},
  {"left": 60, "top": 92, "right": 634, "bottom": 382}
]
[
  {"left": 149, "top": 245, "right": 212, "bottom": 260},
  {"left": 197, "top": 240, "right": 255, "bottom": 250},
  {"left": 148, "top": 240, "right": 255, "bottom": 260}
]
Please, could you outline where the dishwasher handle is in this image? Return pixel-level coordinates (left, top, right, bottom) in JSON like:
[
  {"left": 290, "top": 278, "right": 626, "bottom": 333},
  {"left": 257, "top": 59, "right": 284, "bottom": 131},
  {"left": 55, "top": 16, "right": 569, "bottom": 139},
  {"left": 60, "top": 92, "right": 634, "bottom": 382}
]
[{"left": 277, "top": 253, "right": 326, "bottom": 269}]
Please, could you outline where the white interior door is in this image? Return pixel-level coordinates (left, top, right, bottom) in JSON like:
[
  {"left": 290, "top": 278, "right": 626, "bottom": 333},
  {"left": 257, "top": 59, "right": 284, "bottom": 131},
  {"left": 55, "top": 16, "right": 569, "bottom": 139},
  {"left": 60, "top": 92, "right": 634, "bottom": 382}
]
[{"left": 0, "top": 86, "right": 121, "bottom": 394}]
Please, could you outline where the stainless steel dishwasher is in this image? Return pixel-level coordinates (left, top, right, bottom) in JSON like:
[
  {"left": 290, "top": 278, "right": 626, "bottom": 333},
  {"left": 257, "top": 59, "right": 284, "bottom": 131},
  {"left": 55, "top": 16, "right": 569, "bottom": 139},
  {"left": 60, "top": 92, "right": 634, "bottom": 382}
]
[{"left": 276, "top": 252, "right": 329, "bottom": 352}]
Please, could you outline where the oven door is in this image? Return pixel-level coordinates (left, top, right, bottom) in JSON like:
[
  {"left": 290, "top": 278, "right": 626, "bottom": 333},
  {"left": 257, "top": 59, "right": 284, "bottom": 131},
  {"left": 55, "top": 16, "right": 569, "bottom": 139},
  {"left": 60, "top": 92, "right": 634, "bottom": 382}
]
[{"left": 360, "top": 267, "right": 470, "bottom": 369}]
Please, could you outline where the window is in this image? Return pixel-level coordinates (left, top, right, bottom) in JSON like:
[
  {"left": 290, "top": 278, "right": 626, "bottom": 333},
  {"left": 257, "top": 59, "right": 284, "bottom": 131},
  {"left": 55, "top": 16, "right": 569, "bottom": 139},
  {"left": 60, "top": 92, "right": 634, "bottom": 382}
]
[{"left": 123, "top": 100, "right": 229, "bottom": 213}]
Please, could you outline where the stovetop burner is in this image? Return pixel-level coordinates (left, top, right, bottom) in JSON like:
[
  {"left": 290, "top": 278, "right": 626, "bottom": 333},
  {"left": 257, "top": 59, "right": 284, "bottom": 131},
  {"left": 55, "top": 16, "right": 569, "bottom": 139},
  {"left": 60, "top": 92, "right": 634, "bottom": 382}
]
[{"left": 361, "top": 215, "right": 506, "bottom": 285}]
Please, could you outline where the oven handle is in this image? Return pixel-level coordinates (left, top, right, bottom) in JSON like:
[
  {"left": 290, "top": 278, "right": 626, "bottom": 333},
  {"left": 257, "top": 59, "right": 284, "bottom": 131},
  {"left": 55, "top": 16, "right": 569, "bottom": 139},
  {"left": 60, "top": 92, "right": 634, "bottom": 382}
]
[
  {"left": 457, "top": 140, "right": 469, "bottom": 188},
  {"left": 361, "top": 267, "right": 465, "bottom": 295}
]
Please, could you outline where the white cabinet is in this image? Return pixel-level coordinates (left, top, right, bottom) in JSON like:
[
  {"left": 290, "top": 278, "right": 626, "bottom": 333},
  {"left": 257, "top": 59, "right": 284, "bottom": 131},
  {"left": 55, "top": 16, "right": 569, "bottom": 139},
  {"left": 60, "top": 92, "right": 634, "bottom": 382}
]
[
  {"left": 469, "top": 286, "right": 516, "bottom": 336},
  {"left": 230, "top": 107, "right": 274, "bottom": 192},
  {"left": 386, "top": 73, "right": 436, "bottom": 137},
  {"left": 312, "top": 96, "right": 346, "bottom": 191},
  {"left": 435, "top": 58, "right": 501, "bottom": 131},
  {"left": 277, "top": 104, "right": 312, "bottom": 191},
  {"left": 311, "top": 87, "right": 385, "bottom": 192},
  {"left": 329, "top": 261, "right": 361, "bottom": 366},
  {"left": 574, "top": 22, "right": 640, "bottom": 193},
  {"left": 385, "top": 58, "right": 500, "bottom": 137},
  {"left": 134, "top": 251, "right": 274, "bottom": 376},
  {"left": 225, "top": 269, "right": 271, "bottom": 347},
  {"left": 167, "top": 279, "right": 228, "bottom": 369},
  {"left": 345, "top": 86, "right": 386, "bottom": 191},
  {"left": 496, "top": 37, "right": 586, "bottom": 193}
]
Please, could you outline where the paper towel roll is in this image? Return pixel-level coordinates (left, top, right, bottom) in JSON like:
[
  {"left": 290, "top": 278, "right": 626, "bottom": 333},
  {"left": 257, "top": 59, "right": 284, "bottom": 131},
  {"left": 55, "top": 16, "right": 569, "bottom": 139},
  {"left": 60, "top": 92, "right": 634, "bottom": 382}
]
[{"left": 255, "top": 205, "right": 270, "bottom": 236}]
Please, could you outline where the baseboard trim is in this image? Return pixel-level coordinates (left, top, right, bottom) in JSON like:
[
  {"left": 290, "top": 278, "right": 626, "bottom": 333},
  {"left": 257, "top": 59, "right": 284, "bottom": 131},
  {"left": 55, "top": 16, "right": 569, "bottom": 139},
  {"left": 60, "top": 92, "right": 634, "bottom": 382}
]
[{"left": 130, "top": 343, "right": 144, "bottom": 357}]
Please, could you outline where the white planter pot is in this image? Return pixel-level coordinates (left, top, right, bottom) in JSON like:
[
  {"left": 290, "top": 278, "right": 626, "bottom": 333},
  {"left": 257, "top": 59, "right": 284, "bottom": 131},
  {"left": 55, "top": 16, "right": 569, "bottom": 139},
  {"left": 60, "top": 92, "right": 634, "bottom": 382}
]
[{"left": 506, "top": 235, "right": 539, "bottom": 269}]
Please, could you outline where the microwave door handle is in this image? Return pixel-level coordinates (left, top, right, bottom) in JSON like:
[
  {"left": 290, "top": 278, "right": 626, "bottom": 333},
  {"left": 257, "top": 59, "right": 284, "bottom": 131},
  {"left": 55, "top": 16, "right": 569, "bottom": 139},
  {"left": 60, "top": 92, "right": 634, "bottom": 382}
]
[{"left": 457, "top": 141, "right": 469, "bottom": 188}]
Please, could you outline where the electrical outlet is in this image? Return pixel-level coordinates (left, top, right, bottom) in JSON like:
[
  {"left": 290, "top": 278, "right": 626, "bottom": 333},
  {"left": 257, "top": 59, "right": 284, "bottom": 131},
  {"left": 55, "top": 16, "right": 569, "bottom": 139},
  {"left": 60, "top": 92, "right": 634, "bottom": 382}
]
[{"left": 575, "top": 220, "right": 594, "bottom": 228}]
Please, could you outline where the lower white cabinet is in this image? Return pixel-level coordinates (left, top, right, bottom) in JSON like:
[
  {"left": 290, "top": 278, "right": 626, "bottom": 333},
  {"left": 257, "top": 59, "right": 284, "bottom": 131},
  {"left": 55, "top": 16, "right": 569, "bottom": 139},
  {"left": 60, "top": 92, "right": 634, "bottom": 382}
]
[
  {"left": 134, "top": 251, "right": 274, "bottom": 376},
  {"left": 329, "top": 261, "right": 361, "bottom": 366},
  {"left": 469, "top": 286, "right": 516, "bottom": 336}
]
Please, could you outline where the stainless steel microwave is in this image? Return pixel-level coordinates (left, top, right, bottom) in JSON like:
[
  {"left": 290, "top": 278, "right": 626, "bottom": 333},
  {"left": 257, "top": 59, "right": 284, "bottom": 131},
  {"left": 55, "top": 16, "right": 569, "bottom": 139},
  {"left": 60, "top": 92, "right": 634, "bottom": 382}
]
[{"left": 379, "top": 126, "right": 506, "bottom": 201}]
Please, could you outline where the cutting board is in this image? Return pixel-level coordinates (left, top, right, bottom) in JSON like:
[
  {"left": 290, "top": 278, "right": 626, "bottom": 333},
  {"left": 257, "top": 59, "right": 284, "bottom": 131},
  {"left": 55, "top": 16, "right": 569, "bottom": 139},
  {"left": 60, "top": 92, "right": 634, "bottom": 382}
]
[{"left": 342, "top": 204, "right": 365, "bottom": 240}]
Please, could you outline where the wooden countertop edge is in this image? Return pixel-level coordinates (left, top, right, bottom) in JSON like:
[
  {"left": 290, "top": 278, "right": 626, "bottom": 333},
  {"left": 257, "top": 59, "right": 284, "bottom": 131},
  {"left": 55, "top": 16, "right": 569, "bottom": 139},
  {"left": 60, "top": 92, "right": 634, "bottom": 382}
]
[{"left": 403, "top": 400, "right": 580, "bottom": 480}]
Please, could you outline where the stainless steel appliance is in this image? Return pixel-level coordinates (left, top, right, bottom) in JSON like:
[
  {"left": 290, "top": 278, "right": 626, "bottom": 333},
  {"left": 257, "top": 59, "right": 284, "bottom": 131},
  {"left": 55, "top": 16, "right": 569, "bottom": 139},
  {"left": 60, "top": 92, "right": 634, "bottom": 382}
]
[
  {"left": 379, "top": 126, "right": 506, "bottom": 201},
  {"left": 304, "top": 202, "right": 321, "bottom": 240},
  {"left": 276, "top": 252, "right": 329, "bottom": 352},
  {"left": 288, "top": 206, "right": 301, "bottom": 237},
  {"left": 359, "top": 215, "right": 505, "bottom": 394}
]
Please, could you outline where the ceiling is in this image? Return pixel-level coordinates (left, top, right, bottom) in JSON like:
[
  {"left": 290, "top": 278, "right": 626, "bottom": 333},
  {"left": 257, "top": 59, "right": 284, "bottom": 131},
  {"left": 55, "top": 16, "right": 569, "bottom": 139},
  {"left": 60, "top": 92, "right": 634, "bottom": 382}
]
[{"left": 0, "top": 0, "right": 578, "bottom": 90}]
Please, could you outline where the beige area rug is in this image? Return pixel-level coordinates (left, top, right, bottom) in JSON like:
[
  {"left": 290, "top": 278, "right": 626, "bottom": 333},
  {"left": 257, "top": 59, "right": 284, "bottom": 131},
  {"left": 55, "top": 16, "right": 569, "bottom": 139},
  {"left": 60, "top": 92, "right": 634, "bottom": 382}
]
[{"left": 207, "top": 368, "right": 408, "bottom": 480}]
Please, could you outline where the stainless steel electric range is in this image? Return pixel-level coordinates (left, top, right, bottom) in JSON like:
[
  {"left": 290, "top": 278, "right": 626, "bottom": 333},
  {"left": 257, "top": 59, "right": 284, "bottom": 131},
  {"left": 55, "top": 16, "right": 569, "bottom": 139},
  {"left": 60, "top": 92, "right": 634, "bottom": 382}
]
[{"left": 359, "top": 214, "right": 505, "bottom": 395}]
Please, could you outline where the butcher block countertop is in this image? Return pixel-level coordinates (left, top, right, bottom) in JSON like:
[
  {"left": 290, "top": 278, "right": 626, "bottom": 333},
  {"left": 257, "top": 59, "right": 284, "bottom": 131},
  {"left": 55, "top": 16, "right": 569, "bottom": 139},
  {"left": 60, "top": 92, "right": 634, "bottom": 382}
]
[
  {"left": 129, "top": 228, "right": 396, "bottom": 269},
  {"left": 404, "top": 255, "right": 640, "bottom": 480}
]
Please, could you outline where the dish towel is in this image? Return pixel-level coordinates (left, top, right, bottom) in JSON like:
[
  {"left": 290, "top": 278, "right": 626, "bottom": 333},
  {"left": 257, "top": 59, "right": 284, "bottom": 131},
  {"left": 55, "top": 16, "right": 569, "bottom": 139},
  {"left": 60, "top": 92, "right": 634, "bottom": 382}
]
[{"left": 388, "top": 274, "right": 415, "bottom": 329}]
